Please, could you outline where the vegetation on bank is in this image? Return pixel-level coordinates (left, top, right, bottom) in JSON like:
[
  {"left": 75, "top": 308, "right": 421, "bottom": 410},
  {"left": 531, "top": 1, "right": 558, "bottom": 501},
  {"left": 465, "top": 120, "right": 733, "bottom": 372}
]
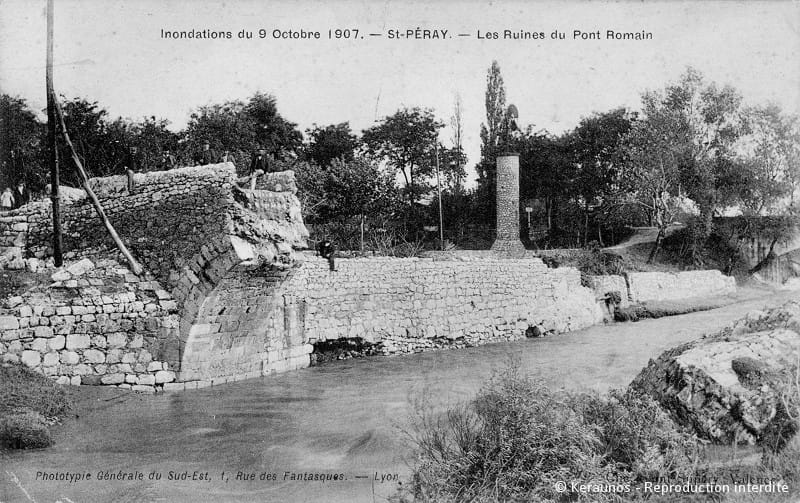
[
  {"left": 614, "top": 297, "right": 736, "bottom": 322},
  {"left": 395, "top": 364, "right": 800, "bottom": 503},
  {"left": 0, "top": 362, "right": 73, "bottom": 449}
]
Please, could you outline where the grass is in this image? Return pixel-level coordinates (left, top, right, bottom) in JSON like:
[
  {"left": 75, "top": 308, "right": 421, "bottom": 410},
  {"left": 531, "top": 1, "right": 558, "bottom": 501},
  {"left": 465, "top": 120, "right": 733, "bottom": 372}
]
[
  {"left": 0, "top": 362, "right": 73, "bottom": 449},
  {"left": 395, "top": 363, "right": 800, "bottom": 503},
  {"left": 614, "top": 297, "right": 735, "bottom": 322}
]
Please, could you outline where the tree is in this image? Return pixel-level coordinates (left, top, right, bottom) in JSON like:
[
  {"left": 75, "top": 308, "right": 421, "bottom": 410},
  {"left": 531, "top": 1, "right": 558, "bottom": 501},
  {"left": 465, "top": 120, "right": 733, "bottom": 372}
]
[
  {"left": 184, "top": 99, "right": 254, "bottom": 169},
  {"left": 304, "top": 122, "right": 360, "bottom": 167},
  {"left": 57, "top": 97, "right": 118, "bottom": 179},
  {"left": 666, "top": 69, "right": 747, "bottom": 264},
  {"left": 245, "top": 92, "right": 302, "bottom": 157},
  {"left": 449, "top": 94, "right": 467, "bottom": 192},
  {"left": 128, "top": 116, "right": 180, "bottom": 172},
  {"left": 735, "top": 104, "right": 800, "bottom": 214},
  {"left": 0, "top": 94, "right": 44, "bottom": 190},
  {"left": 325, "top": 157, "right": 398, "bottom": 250},
  {"left": 57, "top": 97, "right": 178, "bottom": 177},
  {"left": 437, "top": 144, "right": 467, "bottom": 194},
  {"left": 569, "top": 108, "right": 636, "bottom": 245},
  {"left": 184, "top": 92, "right": 302, "bottom": 172},
  {"left": 362, "top": 107, "right": 444, "bottom": 205},
  {"left": 626, "top": 69, "right": 749, "bottom": 265},
  {"left": 618, "top": 99, "right": 686, "bottom": 262},
  {"left": 518, "top": 129, "right": 577, "bottom": 244},
  {"left": 475, "top": 61, "right": 507, "bottom": 223}
]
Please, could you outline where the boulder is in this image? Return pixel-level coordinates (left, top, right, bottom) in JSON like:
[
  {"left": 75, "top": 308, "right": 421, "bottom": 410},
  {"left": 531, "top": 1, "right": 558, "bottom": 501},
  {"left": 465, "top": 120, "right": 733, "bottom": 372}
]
[{"left": 630, "top": 301, "right": 800, "bottom": 447}]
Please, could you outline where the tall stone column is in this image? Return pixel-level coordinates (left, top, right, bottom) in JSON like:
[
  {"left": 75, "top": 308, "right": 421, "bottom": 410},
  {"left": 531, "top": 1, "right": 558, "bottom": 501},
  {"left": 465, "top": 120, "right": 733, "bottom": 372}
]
[{"left": 491, "top": 153, "right": 525, "bottom": 253}]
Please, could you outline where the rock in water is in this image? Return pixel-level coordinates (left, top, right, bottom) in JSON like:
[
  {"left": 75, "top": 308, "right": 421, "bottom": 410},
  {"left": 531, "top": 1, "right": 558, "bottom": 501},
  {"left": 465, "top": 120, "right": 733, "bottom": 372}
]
[{"left": 630, "top": 301, "right": 800, "bottom": 447}]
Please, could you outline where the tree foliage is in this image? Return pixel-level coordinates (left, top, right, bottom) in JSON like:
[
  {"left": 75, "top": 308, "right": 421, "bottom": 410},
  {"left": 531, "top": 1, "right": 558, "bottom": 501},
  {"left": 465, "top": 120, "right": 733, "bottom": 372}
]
[
  {"left": 474, "top": 61, "right": 507, "bottom": 224},
  {"left": 735, "top": 104, "right": 800, "bottom": 214},
  {"left": 303, "top": 122, "right": 360, "bottom": 167},
  {"left": 184, "top": 92, "right": 301, "bottom": 173},
  {"left": 0, "top": 95, "right": 44, "bottom": 190},
  {"left": 362, "top": 107, "right": 444, "bottom": 205}
]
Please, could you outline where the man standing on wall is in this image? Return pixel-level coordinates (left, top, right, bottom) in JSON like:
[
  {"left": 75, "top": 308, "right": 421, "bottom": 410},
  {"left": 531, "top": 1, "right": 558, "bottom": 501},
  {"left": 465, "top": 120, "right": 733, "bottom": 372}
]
[
  {"left": 248, "top": 146, "right": 270, "bottom": 190},
  {"left": 220, "top": 150, "right": 236, "bottom": 168},
  {"left": 124, "top": 146, "right": 143, "bottom": 172},
  {"left": 197, "top": 140, "right": 216, "bottom": 166},
  {"left": 317, "top": 239, "right": 337, "bottom": 272},
  {"left": 159, "top": 148, "right": 177, "bottom": 171},
  {"left": 13, "top": 180, "right": 29, "bottom": 209}
]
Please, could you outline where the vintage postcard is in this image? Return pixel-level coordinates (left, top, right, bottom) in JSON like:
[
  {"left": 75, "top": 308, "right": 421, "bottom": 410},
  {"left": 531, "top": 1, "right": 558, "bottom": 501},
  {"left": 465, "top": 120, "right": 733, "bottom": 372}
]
[{"left": 1, "top": 1, "right": 799, "bottom": 502}]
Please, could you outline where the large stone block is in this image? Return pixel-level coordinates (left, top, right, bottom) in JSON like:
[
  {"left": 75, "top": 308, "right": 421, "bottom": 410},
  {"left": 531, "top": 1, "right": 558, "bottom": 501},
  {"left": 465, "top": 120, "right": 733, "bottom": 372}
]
[
  {"left": 631, "top": 301, "right": 800, "bottom": 446},
  {"left": 66, "top": 334, "right": 90, "bottom": 350},
  {"left": 0, "top": 316, "right": 19, "bottom": 330},
  {"left": 84, "top": 349, "right": 106, "bottom": 364},
  {"left": 20, "top": 350, "right": 41, "bottom": 367}
]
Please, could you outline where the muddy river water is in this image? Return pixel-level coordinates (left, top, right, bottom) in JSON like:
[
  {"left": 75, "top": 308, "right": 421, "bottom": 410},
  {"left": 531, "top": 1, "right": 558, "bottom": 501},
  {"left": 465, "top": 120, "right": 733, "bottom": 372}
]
[{"left": 2, "top": 290, "right": 796, "bottom": 503}]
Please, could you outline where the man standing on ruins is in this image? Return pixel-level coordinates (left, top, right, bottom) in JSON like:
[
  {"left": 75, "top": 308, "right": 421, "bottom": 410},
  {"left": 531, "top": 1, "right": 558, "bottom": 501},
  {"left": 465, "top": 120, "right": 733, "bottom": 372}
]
[
  {"left": 123, "top": 145, "right": 143, "bottom": 172},
  {"left": 196, "top": 140, "right": 216, "bottom": 165},
  {"left": 317, "top": 239, "right": 337, "bottom": 272},
  {"left": 13, "top": 180, "right": 29, "bottom": 209},
  {"left": 220, "top": 150, "right": 236, "bottom": 167},
  {"left": 159, "top": 148, "right": 177, "bottom": 170},
  {"left": 248, "top": 146, "right": 270, "bottom": 190}
]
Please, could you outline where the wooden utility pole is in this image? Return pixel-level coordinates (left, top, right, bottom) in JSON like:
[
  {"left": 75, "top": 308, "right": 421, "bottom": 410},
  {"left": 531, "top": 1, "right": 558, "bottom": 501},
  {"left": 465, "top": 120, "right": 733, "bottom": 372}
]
[
  {"left": 434, "top": 143, "right": 444, "bottom": 250},
  {"left": 46, "top": 0, "right": 63, "bottom": 266}
]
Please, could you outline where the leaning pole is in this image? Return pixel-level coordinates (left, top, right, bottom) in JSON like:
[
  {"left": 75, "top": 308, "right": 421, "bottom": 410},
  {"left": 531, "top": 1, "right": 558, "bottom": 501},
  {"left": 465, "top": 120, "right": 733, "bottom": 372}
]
[{"left": 46, "top": 0, "right": 63, "bottom": 266}]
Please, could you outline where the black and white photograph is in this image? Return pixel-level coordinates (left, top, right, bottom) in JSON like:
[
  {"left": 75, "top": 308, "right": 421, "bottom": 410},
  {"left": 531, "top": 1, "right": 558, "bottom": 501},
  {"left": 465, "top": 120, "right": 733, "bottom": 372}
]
[{"left": 1, "top": 0, "right": 799, "bottom": 501}]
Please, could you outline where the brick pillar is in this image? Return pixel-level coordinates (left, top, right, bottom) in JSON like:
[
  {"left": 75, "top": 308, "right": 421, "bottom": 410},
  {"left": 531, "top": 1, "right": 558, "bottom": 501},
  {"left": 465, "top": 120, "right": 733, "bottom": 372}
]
[{"left": 491, "top": 153, "right": 525, "bottom": 253}]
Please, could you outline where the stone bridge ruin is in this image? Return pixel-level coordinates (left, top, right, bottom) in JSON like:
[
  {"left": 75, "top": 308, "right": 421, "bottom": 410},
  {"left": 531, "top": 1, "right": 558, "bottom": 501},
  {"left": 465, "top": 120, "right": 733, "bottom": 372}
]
[{"left": 0, "top": 163, "right": 733, "bottom": 391}]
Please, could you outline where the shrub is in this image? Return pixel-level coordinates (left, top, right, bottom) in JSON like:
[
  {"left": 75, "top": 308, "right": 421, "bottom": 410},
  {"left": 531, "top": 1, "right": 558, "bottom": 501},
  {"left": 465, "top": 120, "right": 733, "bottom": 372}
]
[
  {"left": 578, "top": 389, "right": 701, "bottom": 481},
  {"left": 0, "top": 409, "right": 52, "bottom": 449},
  {"left": 397, "top": 365, "right": 700, "bottom": 503},
  {"left": 0, "top": 362, "right": 72, "bottom": 450},
  {"left": 0, "top": 362, "right": 71, "bottom": 418}
]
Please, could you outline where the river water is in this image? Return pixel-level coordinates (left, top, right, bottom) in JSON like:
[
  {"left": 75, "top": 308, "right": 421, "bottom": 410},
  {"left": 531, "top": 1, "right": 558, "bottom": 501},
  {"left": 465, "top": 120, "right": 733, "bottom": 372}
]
[{"left": 2, "top": 290, "right": 796, "bottom": 503}]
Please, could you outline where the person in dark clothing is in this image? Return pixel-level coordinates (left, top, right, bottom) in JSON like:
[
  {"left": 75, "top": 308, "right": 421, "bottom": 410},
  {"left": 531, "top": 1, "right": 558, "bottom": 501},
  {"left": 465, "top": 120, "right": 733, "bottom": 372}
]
[
  {"left": 123, "top": 146, "right": 143, "bottom": 172},
  {"left": 13, "top": 181, "right": 29, "bottom": 209},
  {"left": 249, "top": 147, "right": 270, "bottom": 174},
  {"left": 317, "top": 239, "right": 337, "bottom": 272},
  {"left": 159, "top": 149, "right": 177, "bottom": 170},
  {"left": 220, "top": 150, "right": 236, "bottom": 167},
  {"left": 248, "top": 147, "right": 270, "bottom": 190},
  {"left": 197, "top": 141, "right": 216, "bottom": 165}
]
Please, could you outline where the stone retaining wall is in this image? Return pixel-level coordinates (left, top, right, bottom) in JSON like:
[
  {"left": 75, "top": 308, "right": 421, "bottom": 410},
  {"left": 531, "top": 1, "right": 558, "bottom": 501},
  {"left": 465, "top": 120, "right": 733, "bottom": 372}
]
[
  {"left": 626, "top": 270, "right": 736, "bottom": 303},
  {"left": 586, "top": 271, "right": 735, "bottom": 305},
  {"left": 290, "top": 254, "right": 602, "bottom": 347},
  {"left": 0, "top": 257, "right": 179, "bottom": 393}
]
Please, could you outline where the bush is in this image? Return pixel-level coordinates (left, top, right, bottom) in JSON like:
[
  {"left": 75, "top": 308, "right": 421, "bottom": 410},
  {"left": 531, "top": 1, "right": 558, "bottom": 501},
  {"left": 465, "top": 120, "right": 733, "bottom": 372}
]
[
  {"left": 0, "top": 409, "right": 52, "bottom": 449},
  {"left": 397, "top": 365, "right": 700, "bottom": 503},
  {"left": 0, "top": 362, "right": 72, "bottom": 450},
  {"left": 0, "top": 362, "right": 71, "bottom": 418},
  {"left": 578, "top": 389, "right": 701, "bottom": 481}
]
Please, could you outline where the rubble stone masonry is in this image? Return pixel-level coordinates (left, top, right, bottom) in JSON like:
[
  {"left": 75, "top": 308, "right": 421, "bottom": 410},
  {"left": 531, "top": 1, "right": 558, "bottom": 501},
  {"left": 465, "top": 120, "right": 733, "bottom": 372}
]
[{"left": 0, "top": 164, "right": 736, "bottom": 392}]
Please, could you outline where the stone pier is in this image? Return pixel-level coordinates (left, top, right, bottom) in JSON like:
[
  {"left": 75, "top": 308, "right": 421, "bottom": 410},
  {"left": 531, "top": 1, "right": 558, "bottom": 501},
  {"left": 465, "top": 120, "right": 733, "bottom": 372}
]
[{"left": 491, "top": 153, "right": 525, "bottom": 253}]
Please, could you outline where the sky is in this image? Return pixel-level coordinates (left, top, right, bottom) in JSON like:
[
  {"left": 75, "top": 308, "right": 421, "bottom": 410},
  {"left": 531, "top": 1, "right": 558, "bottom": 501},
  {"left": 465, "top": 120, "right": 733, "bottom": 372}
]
[{"left": 1, "top": 0, "right": 799, "bottom": 184}]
